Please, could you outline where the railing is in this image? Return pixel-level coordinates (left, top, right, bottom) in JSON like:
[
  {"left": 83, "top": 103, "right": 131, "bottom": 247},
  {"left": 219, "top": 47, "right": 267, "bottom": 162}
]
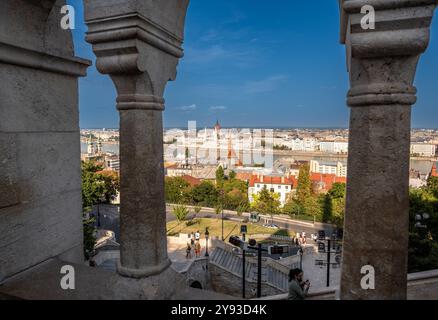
[{"left": 209, "top": 242, "right": 300, "bottom": 292}]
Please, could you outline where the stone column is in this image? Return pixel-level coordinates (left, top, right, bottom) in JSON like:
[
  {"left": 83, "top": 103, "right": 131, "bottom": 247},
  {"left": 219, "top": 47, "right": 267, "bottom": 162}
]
[
  {"left": 84, "top": 0, "right": 189, "bottom": 278},
  {"left": 339, "top": 0, "right": 436, "bottom": 299}
]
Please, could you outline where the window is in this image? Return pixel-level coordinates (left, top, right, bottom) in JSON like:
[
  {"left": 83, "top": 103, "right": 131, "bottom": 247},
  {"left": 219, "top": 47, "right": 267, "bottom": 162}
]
[
  {"left": 285, "top": 186, "right": 289, "bottom": 190},
  {"left": 270, "top": 188, "right": 274, "bottom": 193}
]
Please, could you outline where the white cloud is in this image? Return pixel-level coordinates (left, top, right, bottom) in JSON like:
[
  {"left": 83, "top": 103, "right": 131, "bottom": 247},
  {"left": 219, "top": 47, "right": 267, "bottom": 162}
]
[
  {"left": 176, "top": 104, "right": 197, "bottom": 112},
  {"left": 209, "top": 106, "right": 227, "bottom": 112},
  {"left": 184, "top": 44, "right": 257, "bottom": 68}
]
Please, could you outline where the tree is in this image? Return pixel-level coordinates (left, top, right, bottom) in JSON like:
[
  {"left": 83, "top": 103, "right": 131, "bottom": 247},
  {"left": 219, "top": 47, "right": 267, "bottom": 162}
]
[
  {"left": 324, "top": 183, "right": 346, "bottom": 226},
  {"left": 225, "top": 188, "right": 248, "bottom": 210},
  {"left": 193, "top": 204, "right": 202, "bottom": 218},
  {"left": 236, "top": 202, "right": 248, "bottom": 217},
  {"left": 322, "top": 194, "right": 333, "bottom": 223},
  {"left": 427, "top": 176, "right": 438, "bottom": 197},
  {"left": 81, "top": 160, "right": 120, "bottom": 260},
  {"left": 165, "top": 177, "right": 191, "bottom": 204},
  {"left": 83, "top": 215, "right": 96, "bottom": 260},
  {"left": 329, "top": 183, "right": 346, "bottom": 199},
  {"left": 172, "top": 205, "right": 189, "bottom": 222},
  {"left": 296, "top": 163, "right": 312, "bottom": 204},
  {"left": 81, "top": 161, "right": 119, "bottom": 209},
  {"left": 216, "top": 165, "right": 225, "bottom": 187},
  {"left": 214, "top": 203, "right": 223, "bottom": 220},
  {"left": 99, "top": 171, "right": 120, "bottom": 203},
  {"left": 252, "top": 187, "right": 281, "bottom": 222},
  {"left": 229, "top": 170, "right": 236, "bottom": 180},
  {"left": 303, "top": 195, "right": 322, "bottom": 222},
  {"left": 408, "top": 187, "right": 438, "bottom": 272},
  {"left": 283, "top": 199, "right": 304, "bottom": 218},
  {"left": 191, "top": 181, "right": 218, "bottom": 207},
  {"left": 331, "top": 196, "right": 346, "bottom": 228}
]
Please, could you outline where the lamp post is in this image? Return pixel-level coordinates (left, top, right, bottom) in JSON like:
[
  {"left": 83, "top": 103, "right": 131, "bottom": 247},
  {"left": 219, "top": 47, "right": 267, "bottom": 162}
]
[
  {"left": 205, "top": 228, "right": 210, "bottom": 257},
  {"left": 219, "top": 189, "right": 225, "bottom": 241}
]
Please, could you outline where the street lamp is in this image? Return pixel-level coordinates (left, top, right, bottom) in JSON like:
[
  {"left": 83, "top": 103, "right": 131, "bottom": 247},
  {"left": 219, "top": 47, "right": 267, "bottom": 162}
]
[
  {"left": 205, "top": 228, "right": 210, "bottom": 257},
  {"left": 221, "top": 206, "right": 224, "bottom": 241}
]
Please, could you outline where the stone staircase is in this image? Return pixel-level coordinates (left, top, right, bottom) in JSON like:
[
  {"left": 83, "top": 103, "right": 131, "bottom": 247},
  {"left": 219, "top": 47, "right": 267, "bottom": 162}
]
[{"left": 209, "top": 245, "right": 299, "bottom": 292}]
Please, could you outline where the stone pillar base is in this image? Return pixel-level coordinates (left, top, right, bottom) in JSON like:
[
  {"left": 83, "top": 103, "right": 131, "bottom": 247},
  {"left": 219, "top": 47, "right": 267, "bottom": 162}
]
[{"left": 117, "top": 258, "right": 171, "bottom": 279}]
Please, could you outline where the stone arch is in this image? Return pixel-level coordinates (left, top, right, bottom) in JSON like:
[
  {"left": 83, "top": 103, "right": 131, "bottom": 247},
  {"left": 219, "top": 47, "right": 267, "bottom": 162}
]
[
  {"left": 0, "top": 0, "right": 90, "bottom": 282},
  {"left": 189, "top": 280, "right": 203, "bottom": 290}
]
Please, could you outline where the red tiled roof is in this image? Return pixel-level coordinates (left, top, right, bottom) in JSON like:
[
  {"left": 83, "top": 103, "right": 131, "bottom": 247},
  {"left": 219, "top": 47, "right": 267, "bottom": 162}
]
[
  {"left": 181, "top": 175, "right": 202, "bottom": 187},
  {"left": 249, "top": 175, "right": 297, "bottom": 188},
  {"left": 431, "top": 163, "right": 438, "bottom": 177},
  {"left": 310, "top": 173, "right": 346, "bottom": 191},
  {"left": 235, "top": 172, "right": 253, "bottom": 181}
]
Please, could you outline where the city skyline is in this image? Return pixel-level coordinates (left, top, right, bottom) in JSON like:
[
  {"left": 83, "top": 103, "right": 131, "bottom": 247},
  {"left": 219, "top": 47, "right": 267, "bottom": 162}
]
[{"left": 70, "top": 0, "right": 438, "bottom": 129}]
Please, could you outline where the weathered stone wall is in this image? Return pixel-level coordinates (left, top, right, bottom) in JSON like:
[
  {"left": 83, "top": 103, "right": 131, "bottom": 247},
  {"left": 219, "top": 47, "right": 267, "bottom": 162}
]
[
  {"left": 208, "top": 263, "right": 284, "bottom": 299},
  {"left": 182, "top": 258, "right": 211, "bottom": 291},
  {"left": 0, "top": 0, "right": 89, "bottom": 282}
]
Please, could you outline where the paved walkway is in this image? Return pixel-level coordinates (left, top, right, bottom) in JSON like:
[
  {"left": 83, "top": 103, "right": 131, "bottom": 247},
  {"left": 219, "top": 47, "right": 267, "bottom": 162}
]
[
  {"left": 168, "top": 241, "right": 207, "bottom": 272},
  {"left": 276, "top": 244, "right": 341, "bottom": 293}
]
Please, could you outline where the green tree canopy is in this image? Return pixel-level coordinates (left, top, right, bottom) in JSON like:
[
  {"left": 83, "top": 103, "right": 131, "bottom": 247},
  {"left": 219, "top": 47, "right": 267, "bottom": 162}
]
[
  {"left": 296, "top": 163, "right": 312, "bottom": 204},
  {"left": 329, "top": 183, "right": 346, "bottom": 199},
  {"left": 165, "top": 176, "right": 191, "bottom": 204},
  {"left": 172, "top": 205, "right": 189, "bottom": 222},
  {"left": 216, "top": 166, "right": 225, "bottom": 187},
  {"left": 81, "top": 160, "right": 120, "bottom": 260},
  {"left": 81, "top": 161, "right": 119, "bottom": 210},
  {"left": 252, "top": 187, "right": 281, "bottom": 216},
  {"left": 191, "top": 181, "right": 218, "bottom": 207}
]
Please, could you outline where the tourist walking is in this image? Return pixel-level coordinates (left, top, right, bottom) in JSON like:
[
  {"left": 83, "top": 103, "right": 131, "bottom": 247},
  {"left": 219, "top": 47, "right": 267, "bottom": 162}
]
[
  {"left": 195, "top": 230, "right": 200, "bottom": 241},
  {"left": 288, "top": 268, "right": 310, "bottom": 300},
  {"left": 186, "top": 243, "right": 192, "bottom": 259},
  {"left": 195, "top": 241, "right": 201, "bottom": 258}
]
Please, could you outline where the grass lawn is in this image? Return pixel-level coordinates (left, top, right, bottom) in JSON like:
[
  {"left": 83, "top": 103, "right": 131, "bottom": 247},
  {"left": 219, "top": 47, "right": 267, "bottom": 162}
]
[{"left": 167, "top": 218, "right": 293, "bottom": 241}]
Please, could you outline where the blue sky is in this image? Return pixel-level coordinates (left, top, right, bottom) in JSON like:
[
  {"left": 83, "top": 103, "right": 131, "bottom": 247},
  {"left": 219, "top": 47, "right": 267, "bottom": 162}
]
[{"left": 70, "top": 0, "right": 438, "bottom": 129}]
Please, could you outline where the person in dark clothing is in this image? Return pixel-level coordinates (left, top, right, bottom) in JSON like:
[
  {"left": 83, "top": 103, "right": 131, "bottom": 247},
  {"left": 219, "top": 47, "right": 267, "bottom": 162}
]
[{"left": 288, "top": 268, "right": 310, "bottom": 300}]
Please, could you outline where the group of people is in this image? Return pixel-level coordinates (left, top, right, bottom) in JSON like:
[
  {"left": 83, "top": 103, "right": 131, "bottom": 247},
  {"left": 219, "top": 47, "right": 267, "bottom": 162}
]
[
  {"left": 293, "top": 232, "right": 307, "bottom": 246},
  {"left": 186, "top": 230, "right": 202, "bottom": 259}
]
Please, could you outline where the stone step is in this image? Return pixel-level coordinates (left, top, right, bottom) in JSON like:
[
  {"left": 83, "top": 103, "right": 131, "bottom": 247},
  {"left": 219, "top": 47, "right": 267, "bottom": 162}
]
[{"left": 209, "top": 247, "right": 289, "bottom": 292}]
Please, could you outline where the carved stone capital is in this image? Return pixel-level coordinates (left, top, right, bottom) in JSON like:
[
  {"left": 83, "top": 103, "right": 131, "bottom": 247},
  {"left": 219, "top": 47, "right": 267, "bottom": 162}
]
[
  {"left": 340, "top": 0, "right": 437, "bottom": 107},
  {"left": 84, "top": 0, "right": 189, "bottom": 101}
]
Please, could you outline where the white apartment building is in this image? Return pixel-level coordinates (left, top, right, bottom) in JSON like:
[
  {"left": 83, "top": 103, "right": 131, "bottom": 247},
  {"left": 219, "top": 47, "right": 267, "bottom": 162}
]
[
  {"left": 290, "top": 138, "right": 317, "bottom": 152},
  {"left": 318, "top": 141, "right": 349, "bottom": 154},
  {"left": 310, "top": 160, "right": 347, "bottom": 177},
  {"left": 105, "top": 155, "right": 120, "bottom": 172},
  {"left": 410, "top": 143, "right": 436, "bottom": 157},
  {"left": 248, "top": 175, "right": 295, "bottom": 207}
]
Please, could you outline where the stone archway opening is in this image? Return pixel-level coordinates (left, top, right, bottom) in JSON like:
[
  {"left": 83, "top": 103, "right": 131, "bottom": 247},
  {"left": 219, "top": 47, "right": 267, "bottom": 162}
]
[{"left": 190, "top": 281, "right": 203, "bottom": 290}]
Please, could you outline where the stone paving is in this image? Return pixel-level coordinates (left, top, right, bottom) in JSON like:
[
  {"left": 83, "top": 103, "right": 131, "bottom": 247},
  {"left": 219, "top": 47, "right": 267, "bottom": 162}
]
[{"left": 301, "top": 249, "right": 341, "bottom": 293}]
